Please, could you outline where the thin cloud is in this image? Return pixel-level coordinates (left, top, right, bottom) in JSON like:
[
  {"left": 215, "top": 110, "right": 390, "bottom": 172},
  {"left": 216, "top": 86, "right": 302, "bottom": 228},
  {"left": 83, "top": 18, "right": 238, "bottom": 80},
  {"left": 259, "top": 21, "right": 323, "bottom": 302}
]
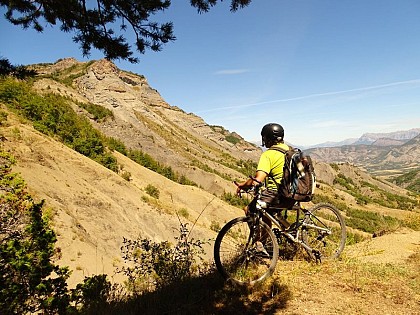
[
  {"left": 213, "top": 69, "right": 250, "bottom": 75},
  {"left": 311, "top": 120, "right": 343, "bottom": 128},
  {"left": 196, "top": 79, "right": 420, "bottom": 113}
]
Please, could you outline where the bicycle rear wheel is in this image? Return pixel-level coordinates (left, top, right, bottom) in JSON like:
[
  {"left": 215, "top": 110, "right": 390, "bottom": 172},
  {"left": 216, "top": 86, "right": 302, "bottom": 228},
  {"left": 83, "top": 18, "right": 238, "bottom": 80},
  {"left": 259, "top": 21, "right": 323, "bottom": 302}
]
[
  {"left": 214, "top": 216, "right": 279, "bottom": 286},
  {"left": 302, "top": 203, "right": 346, "bottom": 261}
]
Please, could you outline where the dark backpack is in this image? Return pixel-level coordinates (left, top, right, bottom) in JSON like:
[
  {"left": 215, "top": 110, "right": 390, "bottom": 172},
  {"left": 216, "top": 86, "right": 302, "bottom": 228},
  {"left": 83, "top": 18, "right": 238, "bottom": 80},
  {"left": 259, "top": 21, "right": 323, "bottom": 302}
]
[{"left": 268, "top": 146, "right": 316, "bottom": 202}]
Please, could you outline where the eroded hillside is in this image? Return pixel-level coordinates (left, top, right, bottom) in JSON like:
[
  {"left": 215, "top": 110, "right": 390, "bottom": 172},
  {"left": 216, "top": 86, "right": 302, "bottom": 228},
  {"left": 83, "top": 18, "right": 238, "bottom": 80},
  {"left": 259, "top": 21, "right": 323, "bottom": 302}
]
[
  {"left": 1, "top": 111, "right": 248, "bottom": 286},
  {"left": 31, "top": 58, "right": 261, "bottom": 195}
]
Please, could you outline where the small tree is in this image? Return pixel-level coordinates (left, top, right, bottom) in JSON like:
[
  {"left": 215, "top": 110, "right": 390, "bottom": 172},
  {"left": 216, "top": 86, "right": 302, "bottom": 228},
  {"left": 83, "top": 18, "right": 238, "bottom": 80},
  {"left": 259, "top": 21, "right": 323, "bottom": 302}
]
[
  {"left": 0, "top": 58, "right": 36, "bottom": 78},
  {"left": 0, "top": 151, "right": 71, "bottom": 314}
]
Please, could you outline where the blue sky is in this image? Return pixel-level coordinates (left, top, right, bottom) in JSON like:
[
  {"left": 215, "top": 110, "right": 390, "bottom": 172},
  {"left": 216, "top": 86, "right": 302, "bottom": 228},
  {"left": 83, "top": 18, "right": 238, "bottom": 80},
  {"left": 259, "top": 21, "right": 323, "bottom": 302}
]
[{"left": 1, "top": 0, "right": 420, "bottom": 146}]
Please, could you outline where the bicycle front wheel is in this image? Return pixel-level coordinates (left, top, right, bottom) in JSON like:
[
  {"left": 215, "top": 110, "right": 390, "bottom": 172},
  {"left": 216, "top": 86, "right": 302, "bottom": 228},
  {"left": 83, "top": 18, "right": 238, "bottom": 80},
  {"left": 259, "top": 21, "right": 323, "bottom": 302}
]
[
  {"left": 214, "top": 216, "right": 279, "bottom": 286},
  {"left": 302, "top": 203, "right": 346, "bottom": 261}
]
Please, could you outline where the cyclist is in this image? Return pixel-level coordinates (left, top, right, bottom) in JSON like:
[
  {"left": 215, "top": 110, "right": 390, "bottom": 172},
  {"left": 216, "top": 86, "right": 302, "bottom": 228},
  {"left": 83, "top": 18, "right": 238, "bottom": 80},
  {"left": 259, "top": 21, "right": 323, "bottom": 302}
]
[{"left": 235, "top": 123, "right": 295, "bottom": 226}]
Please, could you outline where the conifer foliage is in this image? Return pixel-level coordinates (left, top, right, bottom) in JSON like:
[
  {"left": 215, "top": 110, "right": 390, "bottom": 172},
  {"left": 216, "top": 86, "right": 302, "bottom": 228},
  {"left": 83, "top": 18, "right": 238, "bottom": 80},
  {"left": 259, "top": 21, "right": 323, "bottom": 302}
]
[
  {"left": 0, "top": 152, "right": 71, "bottom": 314},
  {"left": 1, "top": 0, "right": 252, "bottom": 62}
]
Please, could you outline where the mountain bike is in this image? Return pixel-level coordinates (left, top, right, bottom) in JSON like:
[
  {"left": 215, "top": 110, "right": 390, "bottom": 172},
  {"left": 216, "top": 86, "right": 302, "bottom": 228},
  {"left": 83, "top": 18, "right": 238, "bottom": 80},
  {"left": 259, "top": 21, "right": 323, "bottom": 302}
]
[{"left": 214, "top": 182, "right": 346, "bottom": 286}]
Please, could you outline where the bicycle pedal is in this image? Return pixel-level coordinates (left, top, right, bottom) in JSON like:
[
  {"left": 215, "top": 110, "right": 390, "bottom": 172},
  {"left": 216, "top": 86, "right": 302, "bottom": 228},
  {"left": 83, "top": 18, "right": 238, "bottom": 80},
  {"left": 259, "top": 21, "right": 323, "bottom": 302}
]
[{"left": 313, "top": 250, "right": 322, "bottom": 263}]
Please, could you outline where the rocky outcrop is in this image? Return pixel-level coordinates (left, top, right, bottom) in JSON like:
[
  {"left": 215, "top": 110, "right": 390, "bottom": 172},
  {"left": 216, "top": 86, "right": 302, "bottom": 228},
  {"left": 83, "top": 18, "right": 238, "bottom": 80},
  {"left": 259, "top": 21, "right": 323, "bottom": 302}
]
[{"left": 32, "top": 58, "right": 261, "bottom": 194}]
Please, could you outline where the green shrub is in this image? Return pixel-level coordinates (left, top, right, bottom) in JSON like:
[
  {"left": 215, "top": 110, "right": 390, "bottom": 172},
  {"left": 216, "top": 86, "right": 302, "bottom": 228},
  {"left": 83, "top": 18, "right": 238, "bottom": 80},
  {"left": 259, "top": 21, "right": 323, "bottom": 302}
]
[
  {"left": 119, "top": 222, "right": 208, "bottom": 293},
  {"left": 333, "top": 173, "right": 355, "bottom": 191},
  {"left": 76, "top": 101, "right": 113, "bottom": 121},
  {"left": 345, "top": 230, "right": 368, "bottom": 245},
  {"left": 145, "top": 184, "right": 160, "bottom": 199},
  {"left": 0, "top": 150, "right": 129, "bottom": 313},
  {"left": 0, "top": 78, "right": 119, "bottom": 172},
  {"left": 225, "top": 135, "right": 240, "bottom": 145},
  {"left": 106, "top": 136, "right": 128, "bottom": 155},
  {"left": 121, "top": 170, "right": 131, "bottom": 181},
  {"left": 221, "top": 191, "right": 249, "bottom": 208},
  {"left": 345, "top": 208, "right": 400, "bottom": 234},
  {"left": 0, "top": 58, "right": 36, "bottom": 79},
  {"left": 210, "top": 220, "right": 221, "bottom": 232},
  {"left": 0, "top": 151, "right": 71, "bottom": 314},
  {"left": 178, "top": 208, "right": 189, "bottom": 219},
  {"left": 330, "top": 163, "right": 340, "bottom": 172},
  {"left": 71, "top": 274, "right": 113, "bottom": 313},
  {"left": 93, "top": 152, "right": 119, "bottom": 172},
  {"left": 129, "top": 149, "right": 197, "bottom": 186},
  {"left": 0, "top": 110, "right": 8, "bottom": 125}
]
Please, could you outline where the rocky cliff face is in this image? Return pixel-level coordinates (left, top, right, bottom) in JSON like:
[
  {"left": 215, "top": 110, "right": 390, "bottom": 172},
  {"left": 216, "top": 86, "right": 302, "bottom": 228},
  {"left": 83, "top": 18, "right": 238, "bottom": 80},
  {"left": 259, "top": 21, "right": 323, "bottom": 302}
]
[{"left": 32, "top": 58, "right": 261, "bottom": 194}]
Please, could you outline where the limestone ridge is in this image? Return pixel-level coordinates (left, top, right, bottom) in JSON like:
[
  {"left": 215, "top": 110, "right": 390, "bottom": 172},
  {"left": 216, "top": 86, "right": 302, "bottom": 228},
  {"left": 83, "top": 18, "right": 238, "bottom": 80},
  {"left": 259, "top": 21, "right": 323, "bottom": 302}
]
[{"left": 32, "top": 58, "right": 261, "bottom": 194}]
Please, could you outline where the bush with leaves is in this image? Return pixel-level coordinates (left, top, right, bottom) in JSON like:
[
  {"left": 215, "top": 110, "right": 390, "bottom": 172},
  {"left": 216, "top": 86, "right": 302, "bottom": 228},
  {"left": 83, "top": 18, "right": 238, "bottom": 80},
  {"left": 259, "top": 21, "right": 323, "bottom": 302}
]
[
  {"left": 145, "top": 184, "right": 160, "bottom": 199},
  {"left": 71, "top": 274, "right": 114, "bottom": 314},
  {"left": 0, "top": 150, "right": 124, "bottom": 314},
  {"left": 221, "top": 191, "right": 249, "bottom": 208},
  {"left": 119, "top": 222, "right": 208, "bottom": 294},
  {"left": 0, "top": 58, "right": 36, "bottom": 79}
]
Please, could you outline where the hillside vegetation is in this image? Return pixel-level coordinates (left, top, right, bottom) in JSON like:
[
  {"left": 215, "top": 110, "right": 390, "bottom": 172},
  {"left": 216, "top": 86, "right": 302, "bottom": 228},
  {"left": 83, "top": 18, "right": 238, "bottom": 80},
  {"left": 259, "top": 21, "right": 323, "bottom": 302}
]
[{"left": 1, "top": 60, "right": 419, "bottom": 314}]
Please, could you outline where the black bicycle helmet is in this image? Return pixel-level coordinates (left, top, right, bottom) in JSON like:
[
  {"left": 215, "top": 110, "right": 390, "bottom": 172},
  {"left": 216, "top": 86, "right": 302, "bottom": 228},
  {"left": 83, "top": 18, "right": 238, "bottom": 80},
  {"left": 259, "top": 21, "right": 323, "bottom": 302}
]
[{"left": 261, "top": 123, "right": 284, "bottom": 147}]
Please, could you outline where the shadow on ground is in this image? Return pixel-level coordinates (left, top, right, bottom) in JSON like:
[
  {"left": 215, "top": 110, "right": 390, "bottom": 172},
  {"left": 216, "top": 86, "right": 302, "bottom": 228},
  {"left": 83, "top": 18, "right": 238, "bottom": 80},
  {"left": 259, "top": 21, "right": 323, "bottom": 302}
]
[{"left": 90, "top": 269, "right": 292, "bottom": 315}]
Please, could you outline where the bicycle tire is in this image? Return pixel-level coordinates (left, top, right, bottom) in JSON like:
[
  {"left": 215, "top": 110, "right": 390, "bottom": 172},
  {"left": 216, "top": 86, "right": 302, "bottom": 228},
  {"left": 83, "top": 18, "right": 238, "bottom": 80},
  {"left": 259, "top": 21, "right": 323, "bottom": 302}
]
[
  {"left": 214, "top": 216, "right": 279, "bottom": 286},
  {"left": 301, "top": 203, "right": 346, "bottom": 261}
]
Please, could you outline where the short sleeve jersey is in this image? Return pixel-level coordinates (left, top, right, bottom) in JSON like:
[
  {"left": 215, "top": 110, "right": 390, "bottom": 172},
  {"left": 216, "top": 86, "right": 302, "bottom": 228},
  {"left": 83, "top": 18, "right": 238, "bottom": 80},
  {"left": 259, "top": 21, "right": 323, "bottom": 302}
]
[{"left": 257, "top": 143, "right": 289, "bottom": 190}]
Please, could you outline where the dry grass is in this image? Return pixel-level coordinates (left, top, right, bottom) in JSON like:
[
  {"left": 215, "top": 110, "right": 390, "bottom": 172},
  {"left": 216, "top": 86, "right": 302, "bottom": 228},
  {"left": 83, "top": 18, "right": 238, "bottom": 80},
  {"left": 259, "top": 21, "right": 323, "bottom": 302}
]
[{"left": 76, "top": 250, "right": 419, "bottom": 315}]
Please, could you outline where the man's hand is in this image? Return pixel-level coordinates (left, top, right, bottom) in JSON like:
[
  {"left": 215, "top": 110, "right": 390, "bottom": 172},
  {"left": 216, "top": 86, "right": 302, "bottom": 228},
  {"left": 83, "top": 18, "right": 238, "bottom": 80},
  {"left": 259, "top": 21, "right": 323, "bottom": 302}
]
[
  {"left": 234, "top": 172, "right": 267, "bottom": 197},
  {"left": 234, "top": 180, "right": 252, "bottom": 197}
]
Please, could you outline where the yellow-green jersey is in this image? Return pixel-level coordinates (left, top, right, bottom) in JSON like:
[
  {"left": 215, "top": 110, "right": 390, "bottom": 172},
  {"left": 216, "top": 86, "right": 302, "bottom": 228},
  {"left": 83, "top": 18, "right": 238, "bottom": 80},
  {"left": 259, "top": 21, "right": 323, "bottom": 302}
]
[{"left": 257, "top": 143, "right": 289, "bottom": 190}]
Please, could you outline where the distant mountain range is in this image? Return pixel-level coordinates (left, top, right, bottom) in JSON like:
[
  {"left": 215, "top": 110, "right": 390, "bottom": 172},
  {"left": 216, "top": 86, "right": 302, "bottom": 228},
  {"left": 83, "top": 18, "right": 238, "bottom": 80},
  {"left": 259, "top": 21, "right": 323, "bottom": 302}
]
[
  {"left": 305, "top": 130, "right": 420, "bottom": 178},
  {"left": 305, "top": 128, "right": 420, "bottom": 149}
]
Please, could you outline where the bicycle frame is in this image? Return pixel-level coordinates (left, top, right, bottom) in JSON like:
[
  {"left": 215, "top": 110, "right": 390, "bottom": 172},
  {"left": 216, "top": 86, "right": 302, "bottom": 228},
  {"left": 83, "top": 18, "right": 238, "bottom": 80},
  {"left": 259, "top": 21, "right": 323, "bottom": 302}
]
[{"left": 254, "top": 204, "right": 317, "bottom": 254}]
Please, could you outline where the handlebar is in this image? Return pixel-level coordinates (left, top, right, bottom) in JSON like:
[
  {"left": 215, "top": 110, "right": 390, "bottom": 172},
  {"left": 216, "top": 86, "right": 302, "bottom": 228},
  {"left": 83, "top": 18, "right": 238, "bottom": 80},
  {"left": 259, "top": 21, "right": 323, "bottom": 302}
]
[{"left": 233, "top": 179, "right": 261, "bottom": 198}]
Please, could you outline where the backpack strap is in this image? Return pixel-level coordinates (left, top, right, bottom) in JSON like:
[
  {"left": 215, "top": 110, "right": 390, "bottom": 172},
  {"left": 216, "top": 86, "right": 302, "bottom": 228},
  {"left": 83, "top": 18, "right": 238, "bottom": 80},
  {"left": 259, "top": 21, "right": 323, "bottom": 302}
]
[
  {"left": 267, "top": 146, "right": 288, "bottom": 154},
  {"left": 266, "top": 146, "right": 289, "bottom": 190}
]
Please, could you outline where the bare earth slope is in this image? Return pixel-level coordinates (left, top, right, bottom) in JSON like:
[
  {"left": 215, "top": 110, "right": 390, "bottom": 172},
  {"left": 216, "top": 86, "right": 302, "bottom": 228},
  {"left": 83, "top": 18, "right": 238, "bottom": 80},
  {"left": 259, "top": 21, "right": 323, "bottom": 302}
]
[
  {"left": 346, "top": 228, "right": 420, "bottom": 264},
  {"left": 2, "top": 115, "right": 243, "bottom": 287}
]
